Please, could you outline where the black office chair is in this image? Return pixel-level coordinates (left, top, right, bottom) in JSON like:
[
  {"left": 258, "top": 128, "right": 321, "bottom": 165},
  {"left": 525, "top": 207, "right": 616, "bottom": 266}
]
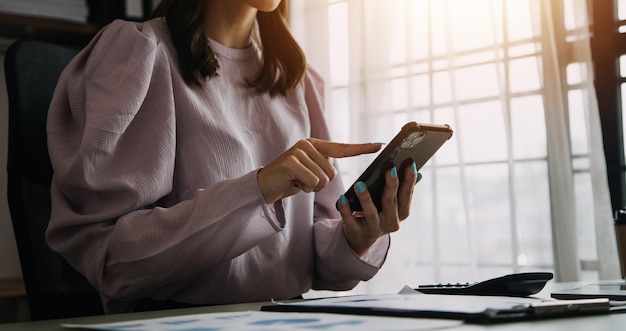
[{"left": 4, "top": 39, "right": 105, "bottom": 320}]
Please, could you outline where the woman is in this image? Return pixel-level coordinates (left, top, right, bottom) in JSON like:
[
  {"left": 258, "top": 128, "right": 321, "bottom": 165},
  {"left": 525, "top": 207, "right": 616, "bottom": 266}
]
[{"left": 46, "top": 0, "right": 419, "bottom": 313}]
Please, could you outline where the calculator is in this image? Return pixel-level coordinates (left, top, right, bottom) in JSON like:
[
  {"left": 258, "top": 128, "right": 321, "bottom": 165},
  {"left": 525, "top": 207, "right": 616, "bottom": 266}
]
[{"left": 416, "top": 272, "right": 554, "bottom": 297}]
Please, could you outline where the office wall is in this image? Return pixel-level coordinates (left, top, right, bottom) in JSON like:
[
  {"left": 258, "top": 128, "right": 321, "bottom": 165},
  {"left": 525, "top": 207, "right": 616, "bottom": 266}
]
[{"left": 0, "top": 48, "right": 23, "bottom": 280}]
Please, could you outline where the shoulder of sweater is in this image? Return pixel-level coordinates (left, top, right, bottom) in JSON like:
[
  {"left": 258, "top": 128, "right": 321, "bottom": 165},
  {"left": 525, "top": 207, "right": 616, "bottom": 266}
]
[{"left": 96, "top": 18, "right": 171, "bottom": 46}]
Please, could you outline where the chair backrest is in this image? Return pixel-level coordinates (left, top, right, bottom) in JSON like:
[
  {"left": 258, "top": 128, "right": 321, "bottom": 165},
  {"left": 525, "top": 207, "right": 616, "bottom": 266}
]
[{"left": 4, "top": 39, "right": 104, "bottom": 320}]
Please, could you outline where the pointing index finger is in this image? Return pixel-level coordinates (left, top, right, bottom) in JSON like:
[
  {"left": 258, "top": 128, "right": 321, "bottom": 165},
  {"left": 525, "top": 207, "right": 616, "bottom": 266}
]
[{"left": 309, "top": 138, "right": 383, "bottom": 158}]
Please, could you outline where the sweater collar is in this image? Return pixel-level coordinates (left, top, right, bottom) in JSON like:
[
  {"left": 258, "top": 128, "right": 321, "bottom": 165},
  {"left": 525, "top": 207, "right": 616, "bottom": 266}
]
[{"left": 207, "top": 37, "right": 258, "bottom": 61}]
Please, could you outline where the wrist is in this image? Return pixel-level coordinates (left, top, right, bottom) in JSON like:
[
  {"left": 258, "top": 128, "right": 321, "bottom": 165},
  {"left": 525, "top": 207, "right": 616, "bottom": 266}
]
[
  {"left": 347, "top": 238, "right": 376, "bottom": 256},
  {"left": 256, "top": 167, "right": 272, "bottom": 204},
  {"left": 349, "top": 243, "right": 371, "bottom": 256}
]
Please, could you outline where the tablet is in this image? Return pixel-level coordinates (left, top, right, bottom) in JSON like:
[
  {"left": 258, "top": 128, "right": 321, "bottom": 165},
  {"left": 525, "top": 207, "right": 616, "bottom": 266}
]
[{"left": 551, "top": 283, "right": 626, "bottom": 301}]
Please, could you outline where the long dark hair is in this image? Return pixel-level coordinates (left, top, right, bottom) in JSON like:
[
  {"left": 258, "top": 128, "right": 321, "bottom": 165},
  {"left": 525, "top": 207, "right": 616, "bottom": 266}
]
[{"left": 152, "top": 0, "right": 306, "bottom": 96}]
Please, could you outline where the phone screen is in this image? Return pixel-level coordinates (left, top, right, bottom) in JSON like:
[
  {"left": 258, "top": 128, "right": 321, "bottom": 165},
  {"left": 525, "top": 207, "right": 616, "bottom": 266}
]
[{"left": 343, "top": 122, "right": 453, "bottom": 212}]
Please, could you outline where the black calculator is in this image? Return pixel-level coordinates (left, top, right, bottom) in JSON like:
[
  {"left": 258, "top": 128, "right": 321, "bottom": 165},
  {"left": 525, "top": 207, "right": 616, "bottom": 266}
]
[{"left": 416, "top": 272, "right": 554, "bottom": 297}]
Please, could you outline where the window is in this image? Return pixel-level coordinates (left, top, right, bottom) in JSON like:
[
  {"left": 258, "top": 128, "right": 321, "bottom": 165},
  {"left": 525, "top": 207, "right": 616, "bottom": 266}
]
[{"left": 291, "top": 0, "right": 619, "bottom": 297}]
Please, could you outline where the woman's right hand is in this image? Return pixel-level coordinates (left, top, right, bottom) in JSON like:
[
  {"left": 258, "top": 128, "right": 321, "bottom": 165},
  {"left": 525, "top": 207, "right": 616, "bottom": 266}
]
[{"left": 257, "top": 138, "right": 382, "bottom": 204}]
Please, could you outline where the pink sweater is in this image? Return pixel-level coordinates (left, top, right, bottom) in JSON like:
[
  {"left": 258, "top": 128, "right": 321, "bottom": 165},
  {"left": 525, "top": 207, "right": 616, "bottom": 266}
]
[{"left": 46, "top": 18, "right": 389, "bottom": 313}]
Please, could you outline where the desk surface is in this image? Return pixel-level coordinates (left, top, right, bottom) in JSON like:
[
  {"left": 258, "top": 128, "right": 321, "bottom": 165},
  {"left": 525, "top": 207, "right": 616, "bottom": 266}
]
[{"left": 1, "top": 282, "right": 625, "bottom": 331}]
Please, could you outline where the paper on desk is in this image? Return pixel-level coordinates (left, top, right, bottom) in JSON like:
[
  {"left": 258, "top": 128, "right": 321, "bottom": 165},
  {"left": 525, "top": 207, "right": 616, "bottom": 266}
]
[
  {"left": 61, "top": 310, "right": 462, "bottom": 331},
  {"left": 284, "top": 288, "right": 543, "bottom": 314},
  {"left": 290, "top": 294, "right": 535, "bottom": 313}
]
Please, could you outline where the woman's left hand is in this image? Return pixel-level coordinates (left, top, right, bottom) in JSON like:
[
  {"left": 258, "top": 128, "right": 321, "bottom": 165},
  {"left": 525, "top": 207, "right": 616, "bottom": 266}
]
[{"left": 337, "top": 163, "right": 420, "bottom": 255}]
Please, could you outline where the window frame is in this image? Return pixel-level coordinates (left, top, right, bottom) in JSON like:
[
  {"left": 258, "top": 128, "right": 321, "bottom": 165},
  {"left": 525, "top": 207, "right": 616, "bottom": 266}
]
[{"left": 592, "top": 0, "right": 626, "bottom": 213}]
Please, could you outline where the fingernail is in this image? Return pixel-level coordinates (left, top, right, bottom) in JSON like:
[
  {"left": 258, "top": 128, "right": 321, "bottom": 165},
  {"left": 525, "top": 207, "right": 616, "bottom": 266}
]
[
  {"left": 417, "top": 172, "right": 423, "bottom": 181},
  {"left": 390, "top": 166, "right": 398, "bottom": 179},
  {"left": 411, "top": 161, "right": 417, "bottom": 174},
  {"left": 356, "top": 181, "right": 366, "bottom": 193},
  {"left": 373, "top": 142, "right": 386, "bottom": 146},
  {"left": 339, "top": 194, "right": 348, "bottom": 206}
]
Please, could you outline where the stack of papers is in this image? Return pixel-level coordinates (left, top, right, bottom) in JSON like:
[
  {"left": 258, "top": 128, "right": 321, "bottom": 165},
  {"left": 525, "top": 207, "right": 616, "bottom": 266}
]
[
  {"left": 0, "top": 0, "right": 88, "bottom": 23},
  {"left": 60, "top": 285, "right": 617, "bottom": 330},
  {"left": 262, "top": 286, "right": 611, "bottom": 324}
]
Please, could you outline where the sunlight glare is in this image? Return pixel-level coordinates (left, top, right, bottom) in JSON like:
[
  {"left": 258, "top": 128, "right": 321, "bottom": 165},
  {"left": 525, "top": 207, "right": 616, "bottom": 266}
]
[
  {"left": 517, "top": 254, "right": 529, "bottom": 266},
  {"left": 449, "top": 0, "right": 502, "bottom": 52}
]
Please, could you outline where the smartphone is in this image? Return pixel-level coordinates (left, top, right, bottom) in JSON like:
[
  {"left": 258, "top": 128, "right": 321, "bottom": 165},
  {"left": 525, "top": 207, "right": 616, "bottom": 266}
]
[{"left": 342, "top": 122, "right": 453, "bottom": 212}]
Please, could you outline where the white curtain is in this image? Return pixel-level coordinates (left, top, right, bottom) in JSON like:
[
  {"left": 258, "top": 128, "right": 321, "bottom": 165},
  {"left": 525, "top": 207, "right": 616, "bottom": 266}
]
[{"left": 290, "top": 0, "right": 620, "bottom": 295}]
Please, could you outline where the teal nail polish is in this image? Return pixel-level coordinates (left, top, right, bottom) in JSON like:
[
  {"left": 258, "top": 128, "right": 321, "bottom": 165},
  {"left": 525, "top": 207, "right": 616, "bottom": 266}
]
[
  {"left": 390, "top": 166, "right": 398, "bottom": 179},
  {"left": 417, "top": 172, "right": 423, "bottom": 181},
  {"left": 373, "top": 142, "right": 386, "bottom": 146},
  {"left": 340, "top": 195, "right": 348, "bottom": 206},
  {"left": 356, "top": 181, "right": 366, "bottom": 193},
  {"left": 411, "top": 161, "right": 417, "bottom": 174}
]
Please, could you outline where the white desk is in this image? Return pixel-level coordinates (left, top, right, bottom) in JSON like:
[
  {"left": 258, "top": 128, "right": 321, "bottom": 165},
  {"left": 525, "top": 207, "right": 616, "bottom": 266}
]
[{"left": 1, "top": 282, "right": 624, "bottom": 331}]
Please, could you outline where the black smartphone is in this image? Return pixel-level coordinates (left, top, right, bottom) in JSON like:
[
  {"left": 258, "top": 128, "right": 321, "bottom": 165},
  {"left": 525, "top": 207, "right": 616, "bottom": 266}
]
[{"left": 343, "top": 122, "right": 453, "bottom": 212}]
